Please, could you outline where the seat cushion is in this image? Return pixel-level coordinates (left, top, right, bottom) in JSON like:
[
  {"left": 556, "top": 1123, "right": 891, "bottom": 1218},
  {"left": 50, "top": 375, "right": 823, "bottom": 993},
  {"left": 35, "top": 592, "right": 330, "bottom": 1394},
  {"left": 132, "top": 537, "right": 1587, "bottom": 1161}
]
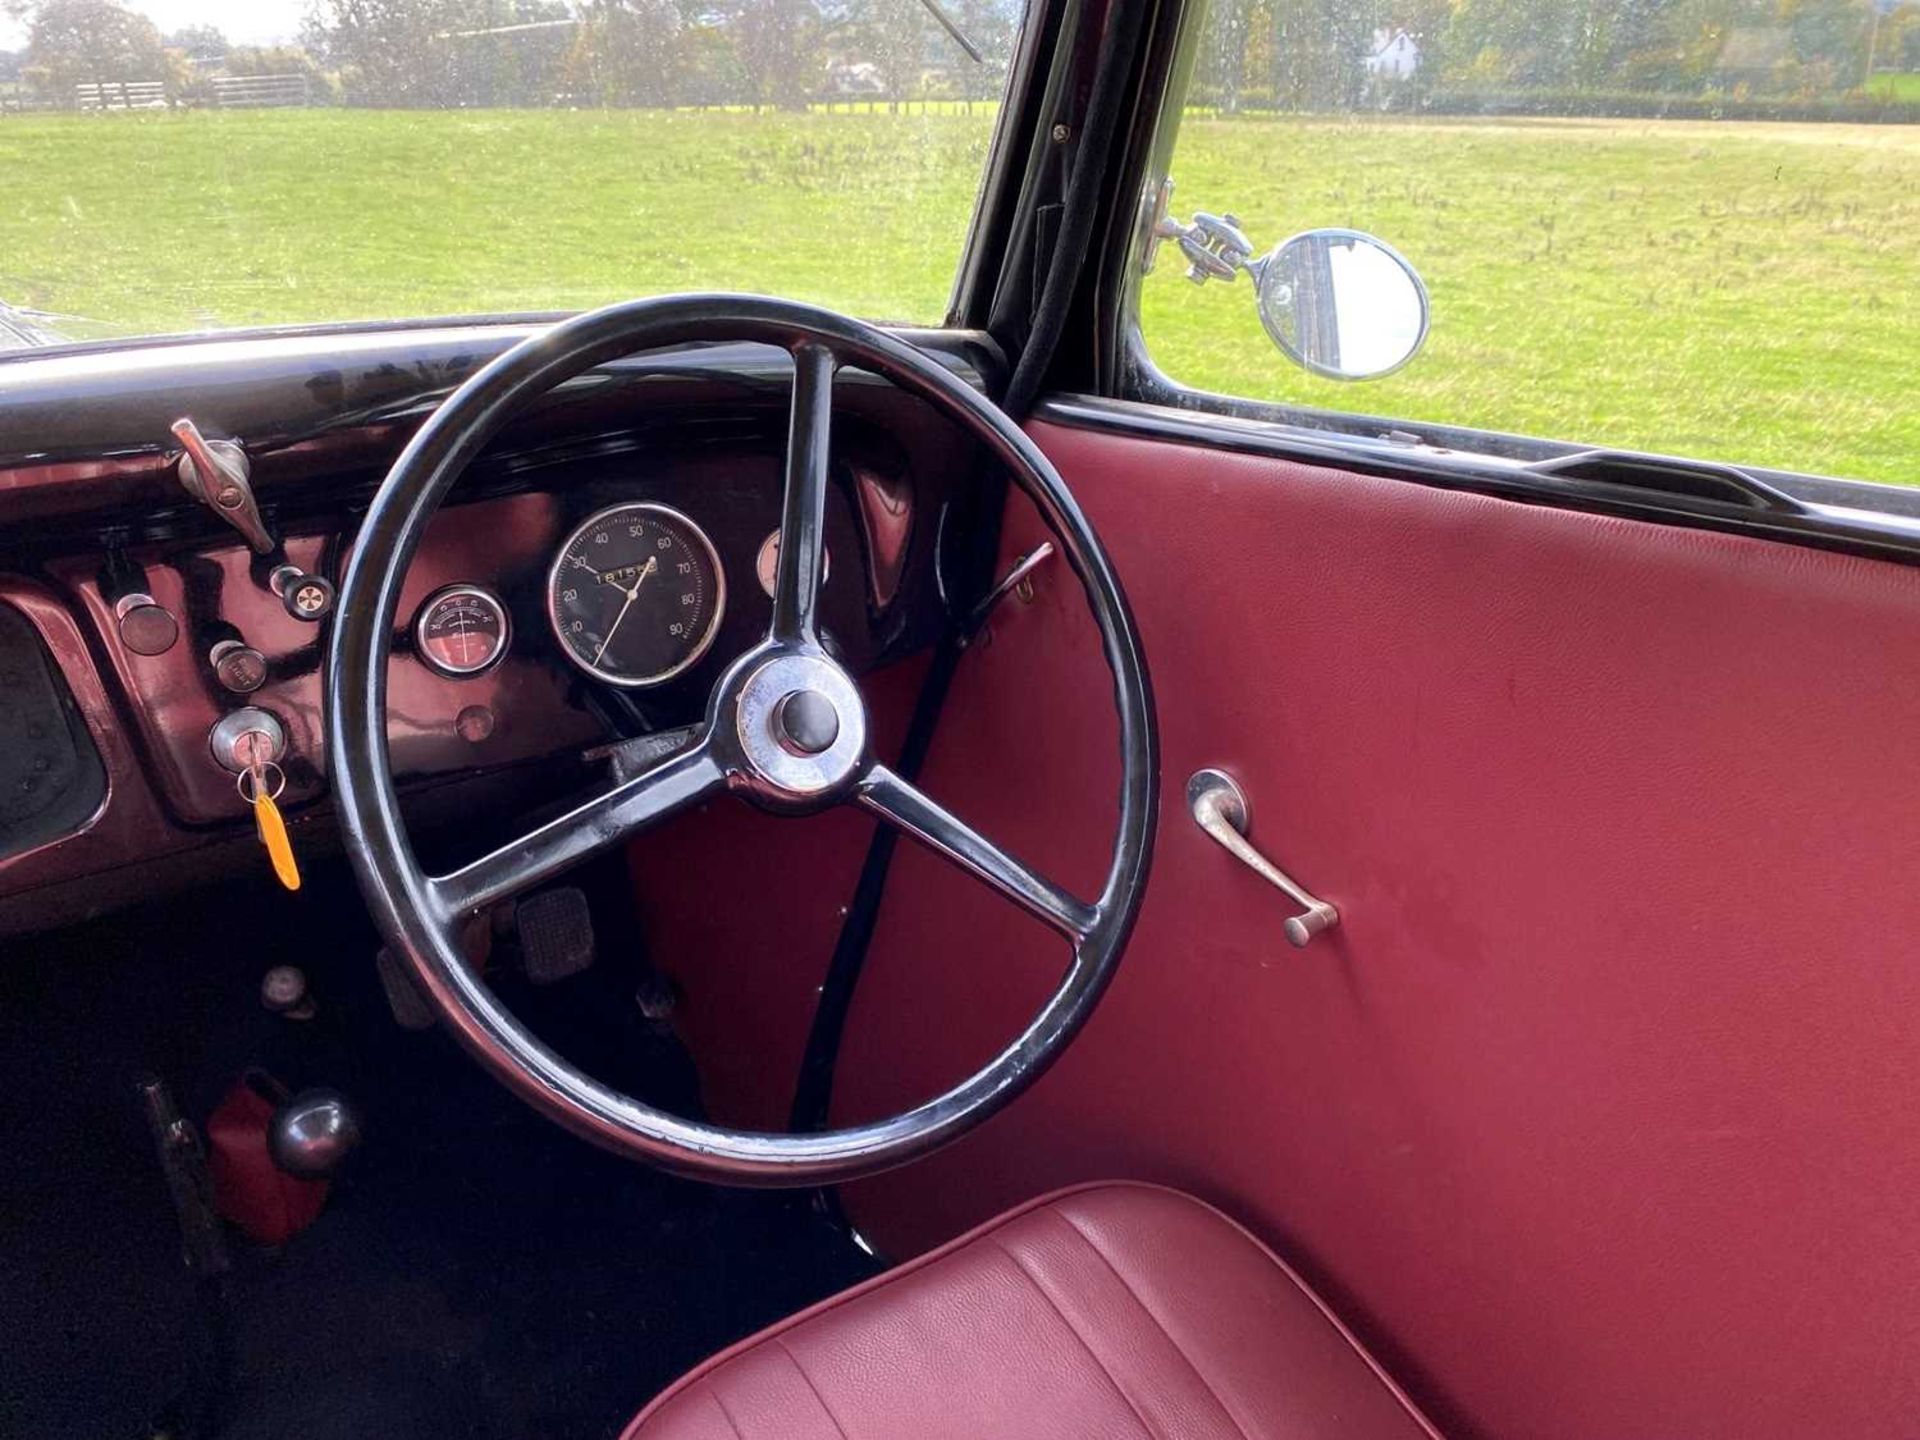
[{"left": 625, "top": 1181, "right": 1441, "bottom": 1439}]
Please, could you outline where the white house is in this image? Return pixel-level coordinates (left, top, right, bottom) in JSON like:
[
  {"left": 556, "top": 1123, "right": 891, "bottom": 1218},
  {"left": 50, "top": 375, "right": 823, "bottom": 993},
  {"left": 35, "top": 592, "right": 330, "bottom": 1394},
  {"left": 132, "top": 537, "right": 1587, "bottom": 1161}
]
[
  {"left": 1364, "top": 28, "right": 1420, "bottom": 82},
  {"left": 824, "top": 60, "right": 886, "bottom": 97}
]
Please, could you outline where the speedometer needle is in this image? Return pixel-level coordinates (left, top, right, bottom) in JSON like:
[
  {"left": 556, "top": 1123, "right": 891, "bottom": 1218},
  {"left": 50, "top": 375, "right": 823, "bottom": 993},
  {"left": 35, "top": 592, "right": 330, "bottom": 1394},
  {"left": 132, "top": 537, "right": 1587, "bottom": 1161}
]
[{"left": 592, "top": 556, "right": 657, "bottom": 666}]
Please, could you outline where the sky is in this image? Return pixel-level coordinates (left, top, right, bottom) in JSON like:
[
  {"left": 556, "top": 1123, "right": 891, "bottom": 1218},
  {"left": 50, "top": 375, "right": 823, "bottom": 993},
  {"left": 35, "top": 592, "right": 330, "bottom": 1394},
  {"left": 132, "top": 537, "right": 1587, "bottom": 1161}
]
[{"left": 1, "top": 0, "right": 309, "bottom": 51}]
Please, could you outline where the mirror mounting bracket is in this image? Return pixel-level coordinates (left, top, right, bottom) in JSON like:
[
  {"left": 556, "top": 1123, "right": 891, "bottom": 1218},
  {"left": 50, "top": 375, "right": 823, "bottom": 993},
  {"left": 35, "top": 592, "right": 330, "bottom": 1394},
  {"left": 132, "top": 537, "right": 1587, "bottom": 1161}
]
[{"left": 1143, "top": 180, "right": 1255, "bottom": 286}]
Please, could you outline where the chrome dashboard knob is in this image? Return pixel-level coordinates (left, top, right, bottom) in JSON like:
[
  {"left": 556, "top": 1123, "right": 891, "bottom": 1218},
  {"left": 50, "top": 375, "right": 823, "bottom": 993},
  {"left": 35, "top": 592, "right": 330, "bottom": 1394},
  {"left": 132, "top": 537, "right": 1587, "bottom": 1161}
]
[{"left": 268, "top": 1088, "right": 362, "bottom": 1179}]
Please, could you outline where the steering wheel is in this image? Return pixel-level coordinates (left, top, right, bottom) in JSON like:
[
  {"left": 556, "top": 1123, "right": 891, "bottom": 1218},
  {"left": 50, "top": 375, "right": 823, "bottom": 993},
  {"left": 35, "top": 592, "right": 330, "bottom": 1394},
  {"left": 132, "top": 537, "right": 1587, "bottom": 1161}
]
[{"left": 326, "top": 296, "right": 1156, "bottom": 1185}]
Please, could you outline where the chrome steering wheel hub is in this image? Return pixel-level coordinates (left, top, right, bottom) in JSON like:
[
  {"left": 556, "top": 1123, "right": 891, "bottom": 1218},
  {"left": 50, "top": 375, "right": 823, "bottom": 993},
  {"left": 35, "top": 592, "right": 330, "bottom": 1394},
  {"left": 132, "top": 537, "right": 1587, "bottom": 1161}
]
[{"left": 731, "top": 650, "right": 866, "bottom": 801}]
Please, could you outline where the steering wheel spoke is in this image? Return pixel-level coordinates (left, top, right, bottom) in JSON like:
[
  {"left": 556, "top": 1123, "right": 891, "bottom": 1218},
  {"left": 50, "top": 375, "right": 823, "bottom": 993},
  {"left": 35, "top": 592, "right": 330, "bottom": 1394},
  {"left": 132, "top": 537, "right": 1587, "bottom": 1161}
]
[
  {"left": 429, "top": 738, "right": 727, "bottom": 920},
  {"left": 857, "top": 763, "right": 1097, "bottom": 945},
  {"left": 769, "top": 342, "right": 837, "bottom": 646}
]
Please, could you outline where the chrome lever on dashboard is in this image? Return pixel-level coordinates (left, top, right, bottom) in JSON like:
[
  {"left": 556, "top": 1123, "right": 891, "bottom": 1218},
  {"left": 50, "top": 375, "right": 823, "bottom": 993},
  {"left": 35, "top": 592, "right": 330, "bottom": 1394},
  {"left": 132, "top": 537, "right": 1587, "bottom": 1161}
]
[
  {"left": 173, "top": 417, "right": 274, "bottom": 554},
  {"left": 1187, "top": 767, "right": 1339, "bottom": 948}
]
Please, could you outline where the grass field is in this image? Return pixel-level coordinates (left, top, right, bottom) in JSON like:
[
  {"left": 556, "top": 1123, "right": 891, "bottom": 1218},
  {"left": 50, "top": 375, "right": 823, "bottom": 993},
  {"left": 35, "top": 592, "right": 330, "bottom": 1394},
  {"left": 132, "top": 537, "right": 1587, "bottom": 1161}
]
[
  {"left": 0, "top": 108, "right": 1913, "bottom": 486},
  {"left": 1868, "top": 72, "right": 1920, "bottom": 101}
]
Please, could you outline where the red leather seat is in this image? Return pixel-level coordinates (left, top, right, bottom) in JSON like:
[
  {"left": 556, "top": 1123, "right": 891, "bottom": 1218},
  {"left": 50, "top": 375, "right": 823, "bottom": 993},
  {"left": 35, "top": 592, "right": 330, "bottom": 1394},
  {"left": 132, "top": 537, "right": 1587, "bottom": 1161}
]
[{"left": 625, "top": 1182, "right": 1441, "bottom": 1439}]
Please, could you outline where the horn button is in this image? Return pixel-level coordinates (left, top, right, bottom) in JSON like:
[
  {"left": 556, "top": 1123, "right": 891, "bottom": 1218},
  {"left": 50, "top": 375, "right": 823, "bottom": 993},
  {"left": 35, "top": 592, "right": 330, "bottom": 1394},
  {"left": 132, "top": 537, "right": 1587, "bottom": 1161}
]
[
  {"left": 732, "top": 652, "right": 866, "bottom": 800},
  {"left": 773, "top": 689, "right": 840, "bottom": 755}
]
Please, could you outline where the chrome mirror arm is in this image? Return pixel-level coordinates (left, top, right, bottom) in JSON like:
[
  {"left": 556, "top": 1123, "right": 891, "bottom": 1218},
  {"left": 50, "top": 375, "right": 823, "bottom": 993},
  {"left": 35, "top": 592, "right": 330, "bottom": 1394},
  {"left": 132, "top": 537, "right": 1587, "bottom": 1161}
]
[{"left": 1143, "top": 178, "right": 1261, "bottom": 285}]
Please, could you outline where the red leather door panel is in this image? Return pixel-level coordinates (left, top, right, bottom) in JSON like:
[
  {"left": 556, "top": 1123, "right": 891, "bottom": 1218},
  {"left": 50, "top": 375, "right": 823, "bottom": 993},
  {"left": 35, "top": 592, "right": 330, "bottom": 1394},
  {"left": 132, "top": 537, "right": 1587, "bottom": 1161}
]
[{"left": 820, "top": 420, "right": 1920, "bottom": 1440}]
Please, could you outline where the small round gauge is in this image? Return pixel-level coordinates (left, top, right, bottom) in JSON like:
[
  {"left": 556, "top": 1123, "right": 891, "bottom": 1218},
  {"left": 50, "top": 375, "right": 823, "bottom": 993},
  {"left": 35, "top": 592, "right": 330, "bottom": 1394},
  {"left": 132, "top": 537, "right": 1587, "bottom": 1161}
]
[
  {"left": 754, "top": 529, "right": 828, "bottom": 600},
  {"left": 414, "top": 584, "right": 511, "bottom": 677},
  {"left": 546, "top": 502, "right": 726, "bottom": 687}
]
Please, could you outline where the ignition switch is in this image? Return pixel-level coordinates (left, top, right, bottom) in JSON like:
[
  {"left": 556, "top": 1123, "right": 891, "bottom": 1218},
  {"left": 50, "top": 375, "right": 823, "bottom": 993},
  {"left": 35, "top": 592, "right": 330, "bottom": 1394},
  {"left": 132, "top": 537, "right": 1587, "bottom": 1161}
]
[{"left": 209, "top": 706, "right": 286, "bottom": 774}]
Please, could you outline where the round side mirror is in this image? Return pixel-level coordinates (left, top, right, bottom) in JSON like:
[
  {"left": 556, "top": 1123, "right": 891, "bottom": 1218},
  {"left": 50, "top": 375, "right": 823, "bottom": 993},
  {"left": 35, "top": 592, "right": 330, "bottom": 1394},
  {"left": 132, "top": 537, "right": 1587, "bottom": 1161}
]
[{"left": 1252, "top": 229, "right": 1429, "bottom": 381}]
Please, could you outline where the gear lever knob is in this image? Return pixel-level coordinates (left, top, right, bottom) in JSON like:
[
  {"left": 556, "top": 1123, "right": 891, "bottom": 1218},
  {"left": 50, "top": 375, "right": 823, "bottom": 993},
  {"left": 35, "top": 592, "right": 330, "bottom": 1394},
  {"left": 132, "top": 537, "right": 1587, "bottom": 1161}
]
[{"left": 269, "top": 1088, "right": 362, "bottom": 1179}]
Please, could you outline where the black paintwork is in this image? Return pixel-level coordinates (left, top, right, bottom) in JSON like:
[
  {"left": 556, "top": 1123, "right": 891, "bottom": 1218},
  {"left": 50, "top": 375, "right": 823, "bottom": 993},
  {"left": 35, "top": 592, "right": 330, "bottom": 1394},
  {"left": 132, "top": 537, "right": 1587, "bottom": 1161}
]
[{"left": 0, "top": 322, "right": 1000, "bottom": 467}]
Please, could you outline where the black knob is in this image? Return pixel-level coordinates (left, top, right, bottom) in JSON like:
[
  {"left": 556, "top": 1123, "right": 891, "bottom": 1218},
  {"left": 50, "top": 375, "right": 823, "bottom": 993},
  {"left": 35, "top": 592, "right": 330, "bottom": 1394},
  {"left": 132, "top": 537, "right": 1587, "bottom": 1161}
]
[
  {"left": 273, "top": 567, "right": 335, "bottom": 623},
  {"left": 773, "top": 689, "right": 840, "bottom": 755}
]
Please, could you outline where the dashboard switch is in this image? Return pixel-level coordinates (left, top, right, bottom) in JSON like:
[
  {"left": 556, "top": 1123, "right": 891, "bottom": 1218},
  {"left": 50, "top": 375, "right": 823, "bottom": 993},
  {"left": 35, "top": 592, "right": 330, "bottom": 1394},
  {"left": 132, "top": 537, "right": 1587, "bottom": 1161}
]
[
  {"left": 270, "top": 564, "right": 336, "bottom": 623},
  {"left": 209, "top": 707, "right": 286, "bottom": 774},
  {"left": 209, "top": 639, "right": 268, "bottom": 695},
  {"left": 113, "top": 592, "right": 179, "bottom": 657}
]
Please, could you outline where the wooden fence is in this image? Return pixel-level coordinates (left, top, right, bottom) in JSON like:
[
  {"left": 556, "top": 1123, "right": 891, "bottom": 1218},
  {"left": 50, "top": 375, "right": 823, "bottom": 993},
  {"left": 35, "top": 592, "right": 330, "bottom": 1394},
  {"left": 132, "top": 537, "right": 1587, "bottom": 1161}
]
[
  {"left": 75, "top": 81, "right": 165, "bottom": 110},
  {"left": 211, "top": 74, "right": 311, "bottom": 108},
  {"left": 65, "top": 74, "right": 311, "bottom": 112}
]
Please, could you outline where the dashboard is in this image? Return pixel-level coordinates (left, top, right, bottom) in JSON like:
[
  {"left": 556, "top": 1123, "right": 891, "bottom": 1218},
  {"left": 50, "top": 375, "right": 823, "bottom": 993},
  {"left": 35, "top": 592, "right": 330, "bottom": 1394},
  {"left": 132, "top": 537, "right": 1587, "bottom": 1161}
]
[{"left": 0, "top": 322, "right": 1001, "bottom": 932}]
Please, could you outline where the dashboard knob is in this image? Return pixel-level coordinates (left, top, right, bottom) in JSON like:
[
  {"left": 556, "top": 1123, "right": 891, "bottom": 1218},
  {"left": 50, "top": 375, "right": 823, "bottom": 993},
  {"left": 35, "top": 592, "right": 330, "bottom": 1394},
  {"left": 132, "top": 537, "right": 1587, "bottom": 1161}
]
[
  {"left": 270, "top": 565, "right": 336, "bottom": 623},
  {"left": 269, "top": 1088, "right": 361, "bottom": 1179},
  {"left": 113, "top": 592, "right": 179, "bottom": 657},
  {"left": 209, "top": 639, "right": 268, "bottom": 695}
]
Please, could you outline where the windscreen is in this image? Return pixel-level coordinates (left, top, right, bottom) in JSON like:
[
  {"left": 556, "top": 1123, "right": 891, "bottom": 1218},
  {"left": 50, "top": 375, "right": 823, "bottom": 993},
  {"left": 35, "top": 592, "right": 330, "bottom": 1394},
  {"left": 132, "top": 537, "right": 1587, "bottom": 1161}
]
[{"left": 0, "top": 0, "right": 1026, "bottom": 345}]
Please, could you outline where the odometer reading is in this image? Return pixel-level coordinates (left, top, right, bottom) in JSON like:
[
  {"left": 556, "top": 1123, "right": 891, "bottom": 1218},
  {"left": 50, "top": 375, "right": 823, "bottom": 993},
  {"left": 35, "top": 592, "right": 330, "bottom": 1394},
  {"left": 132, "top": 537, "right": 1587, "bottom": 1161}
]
[{"left": 546, "top": 502, "right": 726, "bottom": 687}]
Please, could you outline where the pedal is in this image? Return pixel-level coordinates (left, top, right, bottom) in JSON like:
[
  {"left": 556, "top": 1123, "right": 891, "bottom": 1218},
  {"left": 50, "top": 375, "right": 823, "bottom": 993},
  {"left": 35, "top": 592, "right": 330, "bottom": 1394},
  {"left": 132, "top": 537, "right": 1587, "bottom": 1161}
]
[
  {"left": 516, "top": 886, "right": 596, "bottom": 985},
  {"left": 135, "top": 1074, "right": 230, "bottom": 1276}
]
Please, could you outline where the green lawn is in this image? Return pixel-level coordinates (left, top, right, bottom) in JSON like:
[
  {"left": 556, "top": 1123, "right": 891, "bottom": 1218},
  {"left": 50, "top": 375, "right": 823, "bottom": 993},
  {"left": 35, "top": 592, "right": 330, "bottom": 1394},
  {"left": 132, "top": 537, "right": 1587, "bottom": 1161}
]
[
  {"left": 1142, "top": 114, "right": 1920, "bottom": 486},
  {"left": 0, "top": 108, "right": 1913, "bottom": 486},
  {"left": 1868, "top": 72, "right": 1920, "bottom": 101}
]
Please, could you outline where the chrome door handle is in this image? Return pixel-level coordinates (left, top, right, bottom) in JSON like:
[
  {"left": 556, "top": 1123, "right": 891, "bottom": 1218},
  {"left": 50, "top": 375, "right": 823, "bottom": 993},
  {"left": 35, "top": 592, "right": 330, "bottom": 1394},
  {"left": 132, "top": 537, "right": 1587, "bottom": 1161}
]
[{"left": 1187, "top": 768, "right": 1339, "bottom": 948}]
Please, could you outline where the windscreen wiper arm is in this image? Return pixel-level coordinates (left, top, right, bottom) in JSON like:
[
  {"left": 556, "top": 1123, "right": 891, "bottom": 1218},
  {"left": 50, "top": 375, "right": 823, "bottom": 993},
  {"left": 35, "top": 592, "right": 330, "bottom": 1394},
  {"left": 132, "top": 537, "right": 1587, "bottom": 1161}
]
[
  {"left": 0, "top": 297, "right": 64, "bottom": 349},
  {"left": 915, "top": 0, "right": 983, "bottom": 62}
]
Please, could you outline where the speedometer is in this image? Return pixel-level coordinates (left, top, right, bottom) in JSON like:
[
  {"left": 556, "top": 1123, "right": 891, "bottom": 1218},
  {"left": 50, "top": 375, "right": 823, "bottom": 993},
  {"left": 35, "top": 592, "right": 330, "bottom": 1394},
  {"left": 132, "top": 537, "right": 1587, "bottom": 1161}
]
[{"left": 546, "top": 502, "right": 726, "bottom": 687}]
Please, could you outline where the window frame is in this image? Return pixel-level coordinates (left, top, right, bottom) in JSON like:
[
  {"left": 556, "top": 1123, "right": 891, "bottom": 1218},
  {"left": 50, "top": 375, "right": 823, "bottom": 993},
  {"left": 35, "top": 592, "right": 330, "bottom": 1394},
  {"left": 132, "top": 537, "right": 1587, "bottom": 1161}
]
[{"left": 1071, "top": 0, "right": 1920, "bottom": 554}]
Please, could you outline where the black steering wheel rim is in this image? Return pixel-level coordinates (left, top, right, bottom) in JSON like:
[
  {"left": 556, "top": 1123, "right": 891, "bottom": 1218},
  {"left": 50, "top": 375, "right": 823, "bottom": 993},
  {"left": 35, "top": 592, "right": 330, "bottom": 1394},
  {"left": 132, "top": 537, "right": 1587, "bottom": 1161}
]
[{"left": 326, "top": 295, "right": 1156, "bottom": 1186}]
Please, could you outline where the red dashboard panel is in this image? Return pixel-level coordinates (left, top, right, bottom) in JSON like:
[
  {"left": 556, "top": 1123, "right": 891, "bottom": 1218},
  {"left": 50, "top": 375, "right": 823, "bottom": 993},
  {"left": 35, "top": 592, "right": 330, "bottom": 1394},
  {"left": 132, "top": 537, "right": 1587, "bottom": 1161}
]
[
  {"left": 54, "top": 492, "right": 600, "bottom": 828},
  {"left": 0, "top": 577, "right": 175, "bottom": 900}
]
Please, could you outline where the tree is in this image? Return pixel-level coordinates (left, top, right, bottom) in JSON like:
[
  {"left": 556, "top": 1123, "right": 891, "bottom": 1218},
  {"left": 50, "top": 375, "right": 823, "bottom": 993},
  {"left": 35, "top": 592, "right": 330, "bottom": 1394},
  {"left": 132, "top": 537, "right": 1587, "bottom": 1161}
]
[
  {"left": 674, "top": 13, "right": 750, "bottom": 105},
  {"left": 565, "top": 0, "right": 682, "bottom": 106},
  {"left": 946, "top": 0, "right": 1016, "bottom": 98},
  {"left": 1268, "top": 0, "right": 1379, "bottom": 110},
  {"left": 20, "top": 0, "right": 165, "bottom": 102},
  {"left": 1894, "top": 1, "right": 1920, "bottom": 70},
  {"left": 841, "top": 0, "right": 926, "bottom": 105},
  {"left": 1194, "top": 0, "right": 1254, "bottom": 110},
  {"left": 163, "top": 23, "right": 227, "bottom": 58},
  {"left": 1782, "top": 0, "right": 1875, "bottom": 89},
  {"left": 730, "top": 0, "right": 821, "bottom": 109},
  {"left": 305, "top": 0, "right": 520, "bottom": 106}
]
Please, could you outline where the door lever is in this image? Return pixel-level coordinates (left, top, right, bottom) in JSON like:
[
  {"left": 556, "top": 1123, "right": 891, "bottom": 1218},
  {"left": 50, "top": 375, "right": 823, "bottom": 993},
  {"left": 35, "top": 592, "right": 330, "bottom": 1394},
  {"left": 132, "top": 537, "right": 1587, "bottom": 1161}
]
[{"left": 1187, "top": 768, "right": 1338, "bottom": 948}]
